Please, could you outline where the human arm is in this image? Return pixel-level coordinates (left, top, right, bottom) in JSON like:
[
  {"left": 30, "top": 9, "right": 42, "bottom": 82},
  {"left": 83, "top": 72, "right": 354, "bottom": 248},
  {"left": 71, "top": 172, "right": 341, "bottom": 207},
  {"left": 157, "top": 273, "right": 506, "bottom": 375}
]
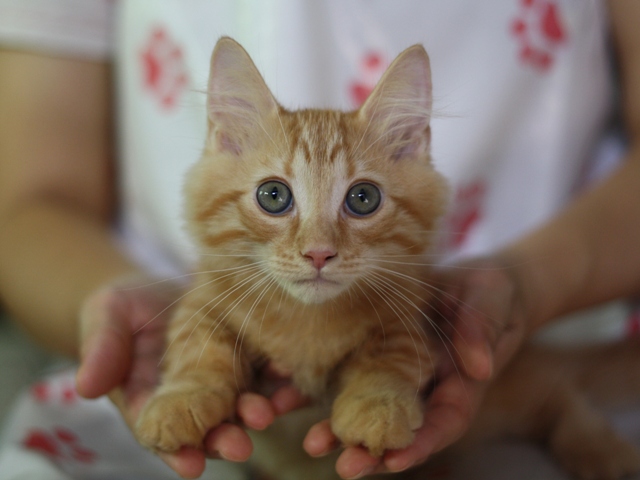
[
  {"left": 507, "top": 0, "right": 640, "bottom": 329},
  {"left": 0, "top": 50, "right": 134, "bottom": 356},
  {"left": 0, "top": 49, "right": 303, "bottom": 478}
]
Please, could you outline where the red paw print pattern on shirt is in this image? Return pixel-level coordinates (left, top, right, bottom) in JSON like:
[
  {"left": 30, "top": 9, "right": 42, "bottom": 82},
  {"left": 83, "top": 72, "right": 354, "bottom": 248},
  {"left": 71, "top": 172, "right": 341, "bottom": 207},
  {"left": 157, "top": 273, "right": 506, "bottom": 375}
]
[
  {"left": 511, "top": 0, "right": 567, "bottom": 72},
  {"left": 23, "top": 427, "right": 97, "bottom": 464},
  {"left": 445, "top": 180, "right": 487, "bottom": 251},
  {"left": 140, "top": 26, "right": 189, "bottom": 110},
  {"left": 30, "top": 378, "right": 78, "bottom": 405},
  {"left": 349, "top": 52, "right": 388, "bottom": 107}
]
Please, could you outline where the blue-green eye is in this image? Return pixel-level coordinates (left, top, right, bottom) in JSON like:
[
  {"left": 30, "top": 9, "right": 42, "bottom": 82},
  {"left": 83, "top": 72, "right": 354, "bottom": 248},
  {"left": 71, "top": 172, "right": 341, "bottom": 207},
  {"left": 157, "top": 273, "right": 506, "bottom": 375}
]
[
  {"left": 345, "top": 183, "right": 381, "bottom": 216},
  {"left": 257, "top": 181, "right": 293, "bottom": 214}
]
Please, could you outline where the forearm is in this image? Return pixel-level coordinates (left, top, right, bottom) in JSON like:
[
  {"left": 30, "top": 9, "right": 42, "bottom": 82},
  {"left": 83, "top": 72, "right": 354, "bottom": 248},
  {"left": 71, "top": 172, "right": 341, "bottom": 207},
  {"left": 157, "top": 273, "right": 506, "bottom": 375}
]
[
  {"left": 0, "top": 199, "right": 139, "bottom": 357},
  {"left": 504, "top": 1, "right": 640, "bottom": 331},
  {"left": 505, "top": 149, "right": 640, "bottom": 332}
]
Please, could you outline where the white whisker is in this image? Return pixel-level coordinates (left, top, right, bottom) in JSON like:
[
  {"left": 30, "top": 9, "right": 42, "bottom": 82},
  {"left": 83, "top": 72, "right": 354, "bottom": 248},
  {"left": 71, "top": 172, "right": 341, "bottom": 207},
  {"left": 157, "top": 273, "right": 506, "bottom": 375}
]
[
  {"left": 233, "top": 276, "right": 278, "bottom": 391},
  {"left": 195, "top": 270, "right": 271, "bottom": 370},
  {"left": 165, "top": 266, "right": 265, "bottom": 370},
  {"left": 137, "top": 261, "right": 268, "bottom": 337},
  {"left": 362, "top": 275, "right": 427, "bottom": 396},
  {"left": 368, "top": 270, "right": 465, "bottom": 394}
]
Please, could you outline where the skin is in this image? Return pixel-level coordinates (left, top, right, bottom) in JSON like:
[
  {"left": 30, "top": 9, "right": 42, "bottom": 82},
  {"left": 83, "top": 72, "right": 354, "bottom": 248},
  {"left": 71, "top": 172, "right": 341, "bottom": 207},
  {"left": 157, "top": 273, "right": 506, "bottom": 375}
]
[{"left": 1, "top": 1, "right": 639, "bottom": 478}]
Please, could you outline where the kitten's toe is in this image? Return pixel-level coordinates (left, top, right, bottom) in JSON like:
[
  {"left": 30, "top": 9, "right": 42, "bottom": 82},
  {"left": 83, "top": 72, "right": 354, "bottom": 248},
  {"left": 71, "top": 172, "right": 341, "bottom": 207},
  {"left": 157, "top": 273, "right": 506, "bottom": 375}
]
[
  {"left": 331, "top": 392, "right": 422, "bottom": 457},
  {"left": 135, "top": 388, "right": 234, "bottom": 452}
]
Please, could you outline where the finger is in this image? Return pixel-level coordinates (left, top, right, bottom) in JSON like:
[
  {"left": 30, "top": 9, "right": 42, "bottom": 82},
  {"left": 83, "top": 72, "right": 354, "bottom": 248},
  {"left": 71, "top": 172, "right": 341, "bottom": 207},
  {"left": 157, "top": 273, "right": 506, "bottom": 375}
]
[
  {"left": 76, "top": 292, "right": 132, "bottom": 398},
  {"left": 237, "top": 392, "right": 275, "bottom": 430},
  {"left": 425, "top": 375, "right": 482, "bottom": 454},
  {"left": 303, "top": 419, "right": 339, "bottom": 457},
  {"left": 389, "top": 373, "right": 484, "bottom": 474},
  {"left": 383, "top": 424, "right": 434, "bottom": 472},
  {"left": 204, "top": 423, "right": 253, "bottom": 462},
  {"left": 270, "top": 385, "right": 310, "bottom": 416},
  {"left": 335, "top": 446, "right": 382, "bottom": 479},
  {"left": 452, "top": 316, "right": 493, "bottom": 381},
  {"left": 451, "top": 269, "right": 515, "bottom": 380},
  {"left": 158, "top": 447, "right": 206, "bottom": 479}
]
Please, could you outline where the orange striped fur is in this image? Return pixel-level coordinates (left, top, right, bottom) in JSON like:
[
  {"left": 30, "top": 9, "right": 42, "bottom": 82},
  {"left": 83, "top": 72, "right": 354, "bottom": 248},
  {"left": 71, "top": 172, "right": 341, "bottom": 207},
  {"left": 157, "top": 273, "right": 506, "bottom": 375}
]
[{"left": 135, "top": 37, "right": 447, "bottom": 458}]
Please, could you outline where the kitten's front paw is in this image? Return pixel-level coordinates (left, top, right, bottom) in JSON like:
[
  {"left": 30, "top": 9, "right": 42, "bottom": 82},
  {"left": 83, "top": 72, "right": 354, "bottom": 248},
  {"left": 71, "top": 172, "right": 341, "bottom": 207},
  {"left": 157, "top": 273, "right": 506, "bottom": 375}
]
[
  {"left": 331, "top": 392, "right": 423, "bottom": 457},
  {"left": 135, "top": 388, "right": 234, "bottom": 452}
]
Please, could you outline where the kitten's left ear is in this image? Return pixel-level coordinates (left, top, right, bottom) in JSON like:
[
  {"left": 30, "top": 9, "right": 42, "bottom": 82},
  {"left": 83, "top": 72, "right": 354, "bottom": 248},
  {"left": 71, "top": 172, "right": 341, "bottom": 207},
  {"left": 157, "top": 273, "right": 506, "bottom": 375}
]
[
  {"left": 359, "top": 45, "right": 432, "bottom": 160},
  {"left": 207, "top": 37, "right": 279, "bottom": 155}
]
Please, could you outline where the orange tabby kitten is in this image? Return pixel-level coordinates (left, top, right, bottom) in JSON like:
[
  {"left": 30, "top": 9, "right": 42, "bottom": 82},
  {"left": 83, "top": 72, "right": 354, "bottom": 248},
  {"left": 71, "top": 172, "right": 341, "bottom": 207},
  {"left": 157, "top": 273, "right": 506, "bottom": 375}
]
[
  {"left": 136, "top": 37, "right": 640, "bottom": 480},
  {"left": 136, "top": 37, "right": 448, "bottom": 458}
]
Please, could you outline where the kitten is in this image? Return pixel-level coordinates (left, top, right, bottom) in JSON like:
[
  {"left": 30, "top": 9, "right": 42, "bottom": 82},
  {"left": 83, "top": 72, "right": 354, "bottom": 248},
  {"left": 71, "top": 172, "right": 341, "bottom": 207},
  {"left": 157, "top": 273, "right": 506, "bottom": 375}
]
[
  {"left": 135, "top": 37, "right": 640, "bottom": 480},
  {"left": 136, "top": 37, "right": 448, "bottom": 458}
]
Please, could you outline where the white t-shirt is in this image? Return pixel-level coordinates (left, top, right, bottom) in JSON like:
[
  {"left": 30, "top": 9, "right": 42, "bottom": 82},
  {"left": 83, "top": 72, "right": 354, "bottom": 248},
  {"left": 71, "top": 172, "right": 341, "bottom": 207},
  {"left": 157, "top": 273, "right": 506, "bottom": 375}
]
[
  {"left": 0, "top": 0, "right": 630, "bottom": 341},
  {"left": 114, "top": 0, "right": 616, "bottom": 271}
]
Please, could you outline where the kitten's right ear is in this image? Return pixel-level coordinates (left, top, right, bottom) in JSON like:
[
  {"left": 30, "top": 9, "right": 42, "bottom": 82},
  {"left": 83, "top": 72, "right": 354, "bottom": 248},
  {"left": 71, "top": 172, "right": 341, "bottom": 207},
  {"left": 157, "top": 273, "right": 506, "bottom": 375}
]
[
  {"left": 207, "top": 37, "right": 278, "bottom": 155},
  {"left": 359, "top": 45, "right": 433, "bottom": 160}
]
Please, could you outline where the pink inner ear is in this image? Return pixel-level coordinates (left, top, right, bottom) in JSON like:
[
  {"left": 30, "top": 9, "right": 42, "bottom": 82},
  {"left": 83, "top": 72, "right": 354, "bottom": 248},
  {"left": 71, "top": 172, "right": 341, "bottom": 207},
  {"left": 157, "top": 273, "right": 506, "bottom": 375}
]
[
  {"left": 392, "top": 141, "right": 418, "bottom": 161},
  {"left": 390, "top": 129, "right": 430, "bottom": 161},
  {"left": 208, "top": 97, "right": 260, "bottom": 156},
  {"left": 216, "top": 130, "right": 243, "bottom": 156}
]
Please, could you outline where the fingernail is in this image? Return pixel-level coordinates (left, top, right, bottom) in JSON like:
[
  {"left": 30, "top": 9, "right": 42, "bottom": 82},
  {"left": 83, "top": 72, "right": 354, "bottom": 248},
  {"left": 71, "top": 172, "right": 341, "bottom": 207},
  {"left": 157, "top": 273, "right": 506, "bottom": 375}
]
[
  {"left": 388, "top": 460, "right": 414, "bottom": 473},
  {"left": 476, "top": 341, "right": 494, "bottom": 379},
  {"left": 217, "top": 450, "right": 241, "bottom": 462},
  {"left": 467, "top": 342, "right": 493, "bottom": 380},
  {"left": 387, "top": 454, "right": 430, "bottom": 473},
  {"left": 347, "top": 465, "right": 376, "bottom": 479},
  {"left": 309, "top": 447, "right": 332, "bottom": 458}
]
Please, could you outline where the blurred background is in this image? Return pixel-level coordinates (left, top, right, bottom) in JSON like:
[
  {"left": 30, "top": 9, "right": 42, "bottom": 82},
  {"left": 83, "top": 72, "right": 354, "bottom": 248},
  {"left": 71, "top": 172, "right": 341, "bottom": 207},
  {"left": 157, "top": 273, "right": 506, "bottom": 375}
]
[{"left": 0, "top": 312, "right": 60, "bottom": 425}]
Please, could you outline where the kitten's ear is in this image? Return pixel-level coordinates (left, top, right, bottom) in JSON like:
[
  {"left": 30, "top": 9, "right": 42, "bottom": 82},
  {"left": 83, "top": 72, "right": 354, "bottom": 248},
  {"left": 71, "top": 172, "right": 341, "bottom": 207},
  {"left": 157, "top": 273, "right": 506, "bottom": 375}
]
[
  {"left": 207, "top": 37, "right": 278, "bottom": 155},
  {"left": 359, "top": 45, "right": 432, "bottom": 160}
]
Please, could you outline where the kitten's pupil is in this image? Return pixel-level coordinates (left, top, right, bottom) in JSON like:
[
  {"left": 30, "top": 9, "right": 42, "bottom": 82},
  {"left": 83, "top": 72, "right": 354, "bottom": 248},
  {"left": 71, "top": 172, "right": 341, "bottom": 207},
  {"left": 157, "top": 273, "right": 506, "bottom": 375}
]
[
  {"left": 357, "top": 189, "right": 368, "bottom": 203},
  {"left": 270, "top": 187, "right": 279, "bottom": 200}
]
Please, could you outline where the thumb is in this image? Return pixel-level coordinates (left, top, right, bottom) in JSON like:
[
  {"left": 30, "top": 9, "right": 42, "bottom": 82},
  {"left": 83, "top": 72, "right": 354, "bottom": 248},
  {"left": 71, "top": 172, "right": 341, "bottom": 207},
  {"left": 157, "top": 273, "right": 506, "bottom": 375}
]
[
  {"left": 76, "top": 289, "right": 133, "bottom": 398},
  {"left": 453, "top": 314, "right": 494, "bottom": 381}
]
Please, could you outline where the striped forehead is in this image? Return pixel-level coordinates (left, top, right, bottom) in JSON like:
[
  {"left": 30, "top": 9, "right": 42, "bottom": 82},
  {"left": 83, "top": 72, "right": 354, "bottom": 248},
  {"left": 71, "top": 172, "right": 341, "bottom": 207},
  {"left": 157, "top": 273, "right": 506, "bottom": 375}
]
[
  {"left": 291, "top": 111, "right": 347, "bottom": 164},
  {"left": 288, "top": 110, "right": 351, "bottom": 212}
]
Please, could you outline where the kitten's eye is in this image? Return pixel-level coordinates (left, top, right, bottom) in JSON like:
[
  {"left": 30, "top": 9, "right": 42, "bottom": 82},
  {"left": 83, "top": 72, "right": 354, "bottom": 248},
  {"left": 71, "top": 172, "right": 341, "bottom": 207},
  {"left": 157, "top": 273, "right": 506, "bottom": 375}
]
[
  {"left": 345, "top": 183, "right": 381, "bottom": 216},
  {"left": 256, "top": 181, "right": 293, "bottom": 214}
]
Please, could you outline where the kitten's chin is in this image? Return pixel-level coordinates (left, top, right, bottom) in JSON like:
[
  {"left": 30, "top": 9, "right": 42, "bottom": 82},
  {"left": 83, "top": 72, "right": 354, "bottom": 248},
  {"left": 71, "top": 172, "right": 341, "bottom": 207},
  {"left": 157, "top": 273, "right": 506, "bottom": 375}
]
[{"left": 285, "top": 278, "right": 347, "bottom": 304}]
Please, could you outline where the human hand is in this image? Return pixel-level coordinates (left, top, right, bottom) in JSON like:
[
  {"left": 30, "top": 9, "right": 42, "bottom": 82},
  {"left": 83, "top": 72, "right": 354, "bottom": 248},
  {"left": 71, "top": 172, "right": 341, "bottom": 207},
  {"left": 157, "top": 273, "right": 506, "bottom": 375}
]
[
  {"left": 75, "top": 274, "right": 307, "bottom": 479},
  {"left": 302, "top": 255, "right": 532, "bottom": 479}
]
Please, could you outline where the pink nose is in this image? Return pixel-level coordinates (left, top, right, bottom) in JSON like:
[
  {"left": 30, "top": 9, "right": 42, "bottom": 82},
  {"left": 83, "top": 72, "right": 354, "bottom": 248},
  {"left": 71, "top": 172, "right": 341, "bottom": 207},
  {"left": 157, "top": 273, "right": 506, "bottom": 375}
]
[{"left": 303, "top": 250, "right": 337, "bottom": 270}]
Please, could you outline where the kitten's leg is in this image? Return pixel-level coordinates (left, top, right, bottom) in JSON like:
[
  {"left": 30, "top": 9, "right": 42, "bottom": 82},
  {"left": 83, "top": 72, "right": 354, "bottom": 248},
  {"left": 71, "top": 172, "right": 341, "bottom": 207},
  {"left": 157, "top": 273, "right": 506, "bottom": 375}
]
[
  {"left": 330, "top": 326, "right": 434, "bottom": 457},
  {"left": 135, "top": 298, "right": 249, "bottom": 453}
]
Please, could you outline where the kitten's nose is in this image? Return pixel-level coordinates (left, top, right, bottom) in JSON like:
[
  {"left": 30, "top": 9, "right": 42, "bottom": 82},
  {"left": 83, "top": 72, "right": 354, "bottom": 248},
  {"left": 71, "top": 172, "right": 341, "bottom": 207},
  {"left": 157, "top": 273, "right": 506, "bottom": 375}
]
[{"left": 303, "top": 250, "right": 337, "bottom": 270}]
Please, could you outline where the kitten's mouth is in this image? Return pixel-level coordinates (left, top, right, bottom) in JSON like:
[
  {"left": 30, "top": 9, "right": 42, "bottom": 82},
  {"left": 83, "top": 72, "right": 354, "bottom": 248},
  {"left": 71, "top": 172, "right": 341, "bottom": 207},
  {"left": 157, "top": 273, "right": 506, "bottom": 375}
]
[
  {"left": 295, "top": 276, "right": 340, "bottom": 286},
  {"left": 285, "top": 274, "right": 345, "bottom": 304}
]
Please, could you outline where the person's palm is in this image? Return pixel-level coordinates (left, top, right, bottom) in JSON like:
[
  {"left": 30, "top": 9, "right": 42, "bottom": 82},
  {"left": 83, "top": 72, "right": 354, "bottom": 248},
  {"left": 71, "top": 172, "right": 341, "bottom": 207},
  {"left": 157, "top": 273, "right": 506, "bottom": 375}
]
[
  {"left": 75, "top": 276, "right": 297, "bottom": 478},
  {"left": 302, "top": 256, "right": 530, "bottom": 479}
]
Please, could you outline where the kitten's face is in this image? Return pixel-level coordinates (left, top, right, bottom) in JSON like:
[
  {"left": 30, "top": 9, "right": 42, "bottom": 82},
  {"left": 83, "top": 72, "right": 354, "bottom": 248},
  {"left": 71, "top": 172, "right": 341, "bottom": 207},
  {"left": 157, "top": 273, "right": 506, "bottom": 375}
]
[{"left": 185, "top": 38, "right": 447, "bottom": 304}]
